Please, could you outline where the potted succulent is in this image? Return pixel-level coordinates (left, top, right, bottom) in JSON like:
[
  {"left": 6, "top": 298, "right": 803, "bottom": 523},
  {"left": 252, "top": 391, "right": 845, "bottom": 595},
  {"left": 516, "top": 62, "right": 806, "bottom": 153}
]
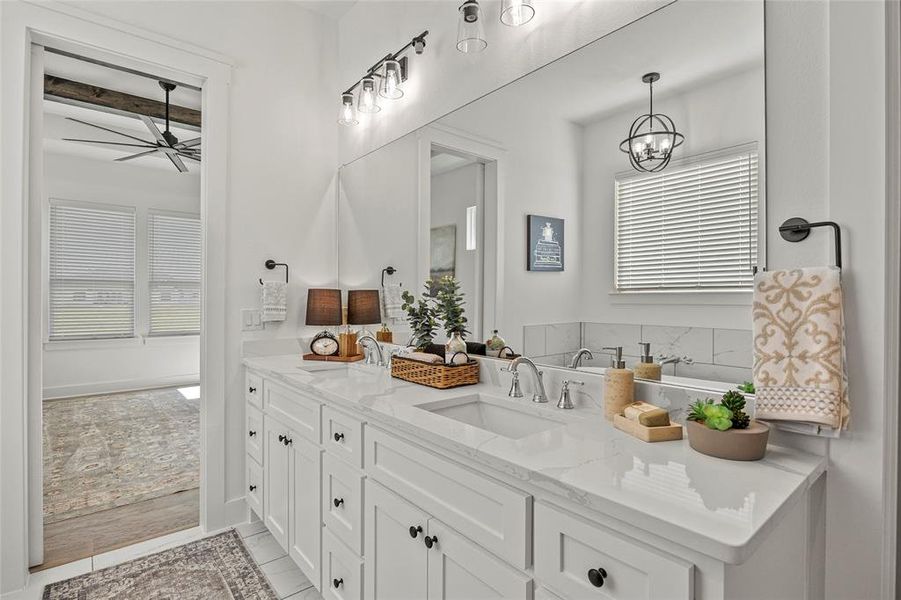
[{"left": 686, "top": 390, "right": 770, "bottom": 461}]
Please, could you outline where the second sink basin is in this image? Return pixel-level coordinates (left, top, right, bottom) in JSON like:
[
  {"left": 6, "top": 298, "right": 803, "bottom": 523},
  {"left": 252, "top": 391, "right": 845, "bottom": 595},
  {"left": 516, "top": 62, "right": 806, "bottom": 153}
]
[{"left": 417, "top": 394, "right": 564, "bottom": 439}]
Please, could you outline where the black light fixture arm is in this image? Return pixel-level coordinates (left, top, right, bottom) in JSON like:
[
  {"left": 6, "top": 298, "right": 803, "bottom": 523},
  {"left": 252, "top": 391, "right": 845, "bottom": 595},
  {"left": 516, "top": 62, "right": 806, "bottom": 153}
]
[
  {"left": 778, "top": 217, "right": 843, "bottom": 269},
  {"left": 342, "top": 30, "right": 429, "bottom": 96}
]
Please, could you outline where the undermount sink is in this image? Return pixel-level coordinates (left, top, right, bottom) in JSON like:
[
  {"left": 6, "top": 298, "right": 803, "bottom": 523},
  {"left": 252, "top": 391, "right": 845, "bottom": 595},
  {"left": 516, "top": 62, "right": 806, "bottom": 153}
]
[
  {"left": 297, "top": 365, "right": 373, "bottom": 378},
  {"left": 417, "top": 394, "right": 564, "bottom": 439}
]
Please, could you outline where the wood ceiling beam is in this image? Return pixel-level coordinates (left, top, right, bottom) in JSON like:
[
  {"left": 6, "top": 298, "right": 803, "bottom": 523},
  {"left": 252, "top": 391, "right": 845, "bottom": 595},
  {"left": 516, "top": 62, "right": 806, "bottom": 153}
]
[{"left": 44, "top": 75, "right": 202, "bottom": 129}]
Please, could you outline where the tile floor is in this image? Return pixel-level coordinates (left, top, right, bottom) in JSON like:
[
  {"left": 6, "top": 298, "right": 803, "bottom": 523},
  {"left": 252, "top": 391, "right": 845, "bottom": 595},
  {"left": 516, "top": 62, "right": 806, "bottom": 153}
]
[{"left": 4, "top": 519, "right": 323, "bottom": 600}]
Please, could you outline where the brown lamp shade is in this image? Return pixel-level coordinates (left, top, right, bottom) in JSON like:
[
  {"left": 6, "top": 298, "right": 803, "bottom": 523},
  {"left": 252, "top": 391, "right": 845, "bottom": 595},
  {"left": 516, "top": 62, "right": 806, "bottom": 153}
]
[
  {"left": 347, "top": 289, "right": 381, "bottom": 325},
  {"left": 305, "top": 288, "right": 343, "bottom": 326}
]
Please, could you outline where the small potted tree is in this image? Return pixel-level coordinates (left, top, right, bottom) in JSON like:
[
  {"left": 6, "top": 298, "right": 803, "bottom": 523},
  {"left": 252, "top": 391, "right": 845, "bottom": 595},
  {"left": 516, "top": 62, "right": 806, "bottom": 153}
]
[
  {"left": 434, "top": 276, "right": 469, "bottom": 363},
  {"left": 686, "top": 390, "right": 770, "bottom": 461}
]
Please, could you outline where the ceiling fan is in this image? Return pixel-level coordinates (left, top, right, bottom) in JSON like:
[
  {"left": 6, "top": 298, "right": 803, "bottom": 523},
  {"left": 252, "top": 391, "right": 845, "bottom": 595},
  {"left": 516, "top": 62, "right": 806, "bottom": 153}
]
[{"left": 63, "top": 80, "right": 201, "bottom": 173}]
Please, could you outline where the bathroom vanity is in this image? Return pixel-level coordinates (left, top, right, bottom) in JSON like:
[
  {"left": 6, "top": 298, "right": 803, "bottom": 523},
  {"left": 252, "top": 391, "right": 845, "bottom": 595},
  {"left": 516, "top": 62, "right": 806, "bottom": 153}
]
[{"left": 243, "top": 356, "right": 825, "bottom": 600}]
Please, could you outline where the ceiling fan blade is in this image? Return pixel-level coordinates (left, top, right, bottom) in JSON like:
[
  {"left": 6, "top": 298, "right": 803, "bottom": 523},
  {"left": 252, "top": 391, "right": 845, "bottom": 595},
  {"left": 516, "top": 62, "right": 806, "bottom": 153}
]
[
  {"left": 115, "top": 149, "right": 161, "bottom": 162},
  {"left": 63, "top": 138, "right": 157, "bottom": 149},
  {"left": 177, "top": 152, "right": 201, "bottom": 162},
  {"left": 167, "top": 153, "right": 189, "bottom": 173},
  {"left": 139, "top": 115, "right": 168, "bottom": 145},
  {"left": 65, "top": 117, "right": 155, "bottom": 145},
  {"left": 176, "top": 137, "right": 201, "bottom": 148}
]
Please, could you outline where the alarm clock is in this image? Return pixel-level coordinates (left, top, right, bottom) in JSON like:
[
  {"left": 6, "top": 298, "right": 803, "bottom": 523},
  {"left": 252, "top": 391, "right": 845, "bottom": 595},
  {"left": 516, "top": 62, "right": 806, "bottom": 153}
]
[{"left": 310, "top": 331, "right": 339, "bottom": 356}]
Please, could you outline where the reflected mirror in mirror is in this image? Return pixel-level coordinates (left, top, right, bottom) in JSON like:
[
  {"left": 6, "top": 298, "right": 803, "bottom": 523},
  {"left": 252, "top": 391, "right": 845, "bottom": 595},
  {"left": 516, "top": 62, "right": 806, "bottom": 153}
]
[{"left": 338, "top": 0, "right": 765, "bottom": 390}]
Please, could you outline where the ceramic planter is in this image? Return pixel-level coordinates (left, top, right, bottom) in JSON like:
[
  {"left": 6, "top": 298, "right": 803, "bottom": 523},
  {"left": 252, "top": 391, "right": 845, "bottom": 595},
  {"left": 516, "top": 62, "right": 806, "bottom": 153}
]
[{"left": 686, "top": 419, "right": 770, "bottom": 461}]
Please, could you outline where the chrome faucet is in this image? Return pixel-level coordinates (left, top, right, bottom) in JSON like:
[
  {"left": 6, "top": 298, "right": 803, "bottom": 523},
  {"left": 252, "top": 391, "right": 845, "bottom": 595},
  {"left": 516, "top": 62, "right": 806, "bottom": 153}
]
[
  {"left": 658, "top": 354, "right": 694, "bottom": 366},
  {"left": 358, "top": 335, "right": 385, "bottom": 367},
  {"left": 506, "top": 356, "right": 548, "bottom": 403},
  {"left": 557, "top": 379, "right": 584, "bottom": 409},
  {"left": 569, "top": 348, "right": 593, "bottom": 369}
]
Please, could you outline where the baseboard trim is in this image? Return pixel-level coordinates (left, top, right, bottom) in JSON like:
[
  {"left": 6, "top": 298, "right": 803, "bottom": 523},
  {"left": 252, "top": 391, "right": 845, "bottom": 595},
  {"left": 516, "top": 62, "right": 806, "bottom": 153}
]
[{"left": 43, "top": 373, "right": 200, "bottom": 400}]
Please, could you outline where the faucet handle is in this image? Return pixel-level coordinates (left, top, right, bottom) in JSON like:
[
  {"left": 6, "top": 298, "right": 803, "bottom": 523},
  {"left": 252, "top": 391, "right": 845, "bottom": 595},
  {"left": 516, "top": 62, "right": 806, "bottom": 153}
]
[
  {"left": 557, "top": 379, "right": 584, "bottom": 409},
  {"left": 562, "top": 379, "right": 584, "bottom": 390}
]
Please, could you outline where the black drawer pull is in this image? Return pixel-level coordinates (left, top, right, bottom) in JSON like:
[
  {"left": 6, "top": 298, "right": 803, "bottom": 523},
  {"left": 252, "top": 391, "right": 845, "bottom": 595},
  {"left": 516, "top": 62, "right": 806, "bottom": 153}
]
[
  {"left": 248, "top": 430, "right": 257, "bottom": 437},
  {"left": 248, "top": 386, "right": 256, "bottom": 393},
  {"left": 284, "top": 437, "right": 292, "bottom": 446},
  {"left": 423, "top": 535, "right": 438, "bottom": 549},
  {"left": 333, "top": 497, "right": 344, "bottom": 508},
  {"left": 249, "top": 485, "right": 257, "bottom": 492},
  {"left": 587, "top": 568, "right": 608, "bottom": 588},
  {"left": 277, "top": 434, "right": 286, "bottom": 443},
  {"left": 334, "top": 432, "right": 345, "bottom": 442},
  {"left": 409, "top": 525, "right": 422, "bottom": 538},
  {"left": 333, "top": 578, "right": 343, "bottom": 589}
]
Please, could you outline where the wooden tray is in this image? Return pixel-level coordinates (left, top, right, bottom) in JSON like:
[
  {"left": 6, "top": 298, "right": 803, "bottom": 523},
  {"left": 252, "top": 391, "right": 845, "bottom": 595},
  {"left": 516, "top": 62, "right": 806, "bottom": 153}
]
[
  {"left": 614, "top": 414, "right": 683, "bottom": 442},
  {"left": 302, "top": 353, "right": 364, "bottom": 363},
  {"left": 391, "top": 355, "right": 479, "bottom": 389}
]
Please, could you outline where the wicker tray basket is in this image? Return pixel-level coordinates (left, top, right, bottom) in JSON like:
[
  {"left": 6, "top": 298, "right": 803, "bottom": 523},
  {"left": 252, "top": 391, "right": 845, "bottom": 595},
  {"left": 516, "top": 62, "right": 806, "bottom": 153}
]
[{"left": 391, "top": 355, "right": 480, "bottom": 389}]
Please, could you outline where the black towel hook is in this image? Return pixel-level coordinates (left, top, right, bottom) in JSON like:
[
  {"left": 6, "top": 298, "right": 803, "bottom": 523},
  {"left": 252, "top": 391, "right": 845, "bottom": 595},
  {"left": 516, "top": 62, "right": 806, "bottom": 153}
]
[
  {"left": 259, "top": 259, "right": 289, "bottom": 285},
  {"left": 381, "top": 266, "right": 397, "bottom": 287},
  {"left": 778, "top": 217, "right": 842, "bottom": 269}
]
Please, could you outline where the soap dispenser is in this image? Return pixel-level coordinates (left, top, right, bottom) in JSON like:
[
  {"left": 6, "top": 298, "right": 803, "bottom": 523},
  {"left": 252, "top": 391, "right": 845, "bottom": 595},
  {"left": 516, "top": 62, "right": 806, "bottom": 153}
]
[
  {"left": 633, "top": 342, "right": 662, "bottom": 381},
  {"left": 602, "top": 346, "right": 634, "bottom": 421}
]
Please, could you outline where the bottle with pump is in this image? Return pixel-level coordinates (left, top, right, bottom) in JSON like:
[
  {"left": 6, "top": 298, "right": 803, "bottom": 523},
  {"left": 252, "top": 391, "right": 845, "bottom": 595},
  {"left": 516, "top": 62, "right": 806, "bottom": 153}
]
[
  {"left": 633, "top": 342, "right": 662, "bottom": 381},
  {"left": 603, "top": 346, "right": 634, "bottom": 421}
]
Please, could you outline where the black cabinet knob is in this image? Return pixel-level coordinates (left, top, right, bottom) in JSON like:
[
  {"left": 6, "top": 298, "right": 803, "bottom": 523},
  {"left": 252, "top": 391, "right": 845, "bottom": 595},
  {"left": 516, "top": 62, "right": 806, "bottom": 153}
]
[
  {"left": 334, "top": 432, "right": 345, "bottom": 442},
  {"left": 249, "top": 485, "right": 257, "bottom": 492},
  {"left": 248, "top": 430, "right": 257, "bottom": 437},
  {"left": 333, "top": 578, "right": 344, "bottom": 589},
  {"left": 409, "top": 525, "right": 423, "bottom": 539},
  {"left": 333, "top": 497, "right": 345, "bottom": 508},
  {"left": 277, "top": 434, "right": 286, "bottom": 443},
  {"left": 423, "top": 535, "right": 438, "bottom": 549},
  {"left": 284, "top": 437, "right": 293, "bottom": 446},
  {"left": 587, "top": 568, "right": 608, "bottom": 588},
  {"left": 248, "top": 386, "right": 256, "bottom": 393}
]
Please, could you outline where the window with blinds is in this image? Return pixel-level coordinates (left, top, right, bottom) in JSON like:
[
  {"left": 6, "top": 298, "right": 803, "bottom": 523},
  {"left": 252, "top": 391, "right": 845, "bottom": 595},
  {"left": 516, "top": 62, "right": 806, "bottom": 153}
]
[
  {"left": 49, "top": 202, "right": 136, "bottom": 340},
  {"left": 148, "top": 212, "right": 201, "bottom": 335},
  {"left": 614, "top": 144, "right": 759, "bottom": 291}
]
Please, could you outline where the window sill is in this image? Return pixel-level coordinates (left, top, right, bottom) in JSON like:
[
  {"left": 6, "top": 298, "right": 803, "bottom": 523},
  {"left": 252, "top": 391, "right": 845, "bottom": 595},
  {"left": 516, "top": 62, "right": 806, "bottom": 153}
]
[
  {"left": 608, "top": 289, "right": 752, "bottom": 306},
  {"left": 44, "top": 334, "right": 200, "bottom": 351}
]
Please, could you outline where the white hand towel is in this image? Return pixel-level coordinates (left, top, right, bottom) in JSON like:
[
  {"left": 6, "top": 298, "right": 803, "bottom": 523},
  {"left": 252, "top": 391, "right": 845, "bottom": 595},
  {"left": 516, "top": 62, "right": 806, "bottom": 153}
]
[
  {"left": 752, "top": 266, "right": 849, "bottom": 430},
  {"left": 381, "top": 284, "right": 405, "bottom": 321},
  {"left": 261, "top": 281, "right": 287, "bottom": 323}
]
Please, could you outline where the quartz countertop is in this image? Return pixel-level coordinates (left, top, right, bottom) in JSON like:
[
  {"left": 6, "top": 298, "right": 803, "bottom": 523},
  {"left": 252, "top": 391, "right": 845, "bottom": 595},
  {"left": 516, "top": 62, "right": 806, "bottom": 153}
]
[{"left": 243, "top": 354, "right": 826, "bottom": 565}]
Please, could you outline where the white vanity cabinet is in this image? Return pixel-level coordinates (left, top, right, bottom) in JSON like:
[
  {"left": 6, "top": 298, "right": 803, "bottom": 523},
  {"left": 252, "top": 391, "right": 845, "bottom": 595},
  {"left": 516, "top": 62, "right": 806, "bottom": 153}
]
[{"left": 263, "top": 414, "right": 293, "bottom": 550}]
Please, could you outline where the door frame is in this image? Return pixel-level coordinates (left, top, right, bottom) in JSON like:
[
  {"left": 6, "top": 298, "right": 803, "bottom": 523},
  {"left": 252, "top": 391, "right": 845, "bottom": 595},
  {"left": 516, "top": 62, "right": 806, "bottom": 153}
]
[{"left": 1, "top": 2, "right": 232, "bottom": 593}]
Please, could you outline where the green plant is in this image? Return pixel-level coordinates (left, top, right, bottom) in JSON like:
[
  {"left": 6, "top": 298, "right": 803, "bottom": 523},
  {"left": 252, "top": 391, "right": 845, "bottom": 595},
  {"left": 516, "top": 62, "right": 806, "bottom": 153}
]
[
  {"left": 401, "top": 285, "right": 438, "bottom": 351},
  {"left": 721, "top": 390, "right": 750, "bottom": 430},
  {"left": 688, "top": 391, "right": 751, "bottom": 431},
  {"left": 738, "top": 381, "right": 755, "bottom": 394},
  {"left": 433, "top": 276, "right": 469, "bottom": 338},
  {"left": 687, "top": 399, "right": 714, "bottom": 422},
  {"left": 703, "top": 403, "right": 734, "bottom": 431}
]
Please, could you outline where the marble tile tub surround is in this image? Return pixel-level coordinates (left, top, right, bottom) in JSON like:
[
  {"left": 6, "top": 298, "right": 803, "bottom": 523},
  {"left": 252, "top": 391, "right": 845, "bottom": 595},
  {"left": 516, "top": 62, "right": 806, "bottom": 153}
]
[
  {"left": 522, "top": 321, "right": 753, "bottom": 383},
  {"left": 244, "top": 354, "right": 825, "bottom": 564}
]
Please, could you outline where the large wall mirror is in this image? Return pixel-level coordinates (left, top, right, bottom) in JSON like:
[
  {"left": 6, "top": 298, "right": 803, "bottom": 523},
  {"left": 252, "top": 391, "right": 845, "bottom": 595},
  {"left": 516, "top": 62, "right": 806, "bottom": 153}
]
[{"left": 338, "top": 0, "right": 765, "bottom": 390}]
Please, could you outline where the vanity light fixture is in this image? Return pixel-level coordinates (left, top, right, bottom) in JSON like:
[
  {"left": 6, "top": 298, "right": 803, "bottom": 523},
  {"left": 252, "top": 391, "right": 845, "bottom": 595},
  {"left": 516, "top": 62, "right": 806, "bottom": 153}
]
[
  {"left": 500, "top": 0, "right": 535, "bottom": 26},
  {"left": 457, "top": 0, "right": 488, "bottom": 53},
  {"left": 619, "top": 72, "right": 685, "bottom": 173},
  {"left": 337, "top": 93, "right": 358, "bottom": 126},
  {"left": 338, "top": 31, "right": 428, "bottom": 127}
]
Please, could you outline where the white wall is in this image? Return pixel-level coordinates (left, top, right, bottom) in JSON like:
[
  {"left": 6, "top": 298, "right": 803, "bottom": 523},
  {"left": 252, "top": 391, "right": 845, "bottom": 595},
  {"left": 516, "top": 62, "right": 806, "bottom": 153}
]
[
  {"left": 336, "top": 0, "right": 670, "bottom": 163},
  {"left": 580, "top": 65, "right": 765, "bottom": 329},
  {"left": 41, "top": 152, "right": 201, "bottom": 399}
]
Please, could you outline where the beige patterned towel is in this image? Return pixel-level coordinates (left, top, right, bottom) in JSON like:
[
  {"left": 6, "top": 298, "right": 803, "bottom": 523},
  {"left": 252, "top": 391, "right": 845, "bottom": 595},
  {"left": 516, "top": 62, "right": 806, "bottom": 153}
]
[{"left": 752, "top": 267, "right": 849, "bottom": 430}]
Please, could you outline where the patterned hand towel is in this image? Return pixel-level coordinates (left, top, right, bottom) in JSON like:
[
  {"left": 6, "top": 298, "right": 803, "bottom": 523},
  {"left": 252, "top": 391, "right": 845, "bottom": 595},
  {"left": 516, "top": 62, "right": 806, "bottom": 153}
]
[
  {"left": 381, "top": 284, "right": 405, "bottom": 322},
  {"left": 752, "top": 267, "right": 849, "bottom": 429},
  {"left": 261, "top": 281, "right": 287, "bottom": 322}
]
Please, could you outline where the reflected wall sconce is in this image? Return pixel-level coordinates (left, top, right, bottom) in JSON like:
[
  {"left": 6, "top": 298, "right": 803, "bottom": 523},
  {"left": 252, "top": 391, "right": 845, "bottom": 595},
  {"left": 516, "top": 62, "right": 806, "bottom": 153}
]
[
  {"left": 500, "top": 0, "right": 535, "bottom": 26},
  {"left": 619, "top": 72, "right": 685, "bottom": 172},
  {"left": 457, "top": 0, "right": 488, "bottom": 53},
  {"left": 337, "top": 31, "right": 428, "bottom": 127}
]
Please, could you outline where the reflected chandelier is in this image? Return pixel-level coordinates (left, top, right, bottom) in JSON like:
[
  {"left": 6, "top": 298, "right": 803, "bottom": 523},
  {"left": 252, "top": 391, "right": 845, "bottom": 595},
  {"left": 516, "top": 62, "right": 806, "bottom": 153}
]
[{"left": 619, "top": 72, "right": 684, "bottom": 172}]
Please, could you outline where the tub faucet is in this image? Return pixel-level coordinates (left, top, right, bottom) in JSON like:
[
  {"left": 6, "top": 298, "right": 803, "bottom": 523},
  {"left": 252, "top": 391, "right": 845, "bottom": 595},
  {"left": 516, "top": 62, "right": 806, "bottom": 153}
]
[
  {"left": 504, "top": 356, "right": 548, "bottom": 403},
  {"left": 569, "top": 348, "right": 593, "bottom": 369},
  {"left": 658, "top": 354, "right": 693, "bottom": 366},
  {"left": 358, "top": 335, "right": 385, "bottom": 367}
]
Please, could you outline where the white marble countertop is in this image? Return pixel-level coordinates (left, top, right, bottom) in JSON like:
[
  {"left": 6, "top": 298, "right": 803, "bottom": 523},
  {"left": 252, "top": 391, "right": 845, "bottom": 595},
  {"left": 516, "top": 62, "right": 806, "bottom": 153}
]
[{"left": 243, "top": 354, "right": 826, "bottom": 565}]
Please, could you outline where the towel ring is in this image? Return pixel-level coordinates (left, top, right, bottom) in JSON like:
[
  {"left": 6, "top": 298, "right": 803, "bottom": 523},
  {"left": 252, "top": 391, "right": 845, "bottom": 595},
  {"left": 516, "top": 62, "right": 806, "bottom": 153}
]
[
  {"left": 778, "top": 218, "right": 842, "bottom": 269},
  {"left": 381, "top": 266, "right": 397, "bottom": 287},
  {"left": 259, "top": 259, "right": 289, "bottom": 285}
]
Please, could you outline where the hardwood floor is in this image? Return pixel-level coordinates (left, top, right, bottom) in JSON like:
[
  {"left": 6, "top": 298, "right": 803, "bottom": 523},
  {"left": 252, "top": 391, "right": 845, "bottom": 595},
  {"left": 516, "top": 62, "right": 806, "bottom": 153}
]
[{"left": 33, "top": 488, "right": 199, "bottom": 572}]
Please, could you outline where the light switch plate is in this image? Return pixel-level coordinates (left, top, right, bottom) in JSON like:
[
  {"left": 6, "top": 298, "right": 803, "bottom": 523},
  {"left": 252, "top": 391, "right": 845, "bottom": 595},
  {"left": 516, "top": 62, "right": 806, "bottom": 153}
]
[{"left": 242, "top": 308, "right": 263, "bottom": 331}]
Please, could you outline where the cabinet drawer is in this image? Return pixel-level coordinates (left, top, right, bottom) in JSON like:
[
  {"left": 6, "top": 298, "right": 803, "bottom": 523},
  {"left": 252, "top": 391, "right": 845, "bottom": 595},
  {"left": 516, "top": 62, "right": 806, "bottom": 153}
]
[
  {"left": 323, "top": 405, "right": 363, "bottom": 468},
  {"left": 246, "top": 404, "right": 263, "bottom": 465},
  {"left": 246, "top": 371, "right": 263, "bottom": 409},
  {"left": 323, "top": 529, "right": 363, "bottom": 600},
  {"left": 365, "top": 426, "right": 530, "bottom": 569},
  {"left": 264, "top": 379, "right": 321, "bottom": 444},
  {"left": 323, "top": 452, "right": 364, "bottom": 555},
  {"left": 247, "top": 458, "right": 263, "bottom": 518},
  {"left": 534, "top": 502, "right": 693, "bottom": 600}
]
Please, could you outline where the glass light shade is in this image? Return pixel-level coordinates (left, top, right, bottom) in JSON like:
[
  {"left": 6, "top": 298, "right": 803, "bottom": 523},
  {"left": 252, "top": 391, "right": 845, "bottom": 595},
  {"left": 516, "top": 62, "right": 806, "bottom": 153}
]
[
  {"left": 457, "top": 0, "right": 487, "bottom": 53},
  {"left": 500, "top": 0, "right": 534, "bottom": 26},
  {"left": 337, "top": 93, "right": 358, "bottom": 126},
  {"left": 379, "top": 60, "right": 404, "bottom": 99},
  {"left": 357, "top": 77, "right": 380, "bottom": 114}
]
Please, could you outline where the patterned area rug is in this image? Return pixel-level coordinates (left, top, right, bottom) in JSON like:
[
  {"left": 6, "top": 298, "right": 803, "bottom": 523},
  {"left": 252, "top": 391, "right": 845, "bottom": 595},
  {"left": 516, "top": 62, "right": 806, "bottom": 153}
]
[
  {"left": 43, "top": 387, "right": 200, "bottom": 524},
  {"left": 42, "top": 530, "right": 277, "bottom": 600}
]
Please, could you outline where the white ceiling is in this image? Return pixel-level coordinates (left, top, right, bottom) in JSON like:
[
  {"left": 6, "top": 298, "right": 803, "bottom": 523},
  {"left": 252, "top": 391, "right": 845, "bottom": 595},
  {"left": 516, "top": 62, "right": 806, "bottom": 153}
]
[
  {"left": 295, "top": 0, "right": 359, "bottom": 21},
  {"left": 430, "top": 151, "right": 478, "bottom": 176}
]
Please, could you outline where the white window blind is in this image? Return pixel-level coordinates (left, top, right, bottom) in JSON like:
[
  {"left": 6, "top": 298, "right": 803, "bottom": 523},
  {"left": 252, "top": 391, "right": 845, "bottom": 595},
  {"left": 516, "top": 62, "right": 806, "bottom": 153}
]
[
  {"left": 149, "top": 212, "right": 201, "bottom": 335},
  {"left": 49, "top": 202, "right": 136, "bottom": 340},
  {"left": 614, "top": 145, "right": 759, "bottom": 291}
]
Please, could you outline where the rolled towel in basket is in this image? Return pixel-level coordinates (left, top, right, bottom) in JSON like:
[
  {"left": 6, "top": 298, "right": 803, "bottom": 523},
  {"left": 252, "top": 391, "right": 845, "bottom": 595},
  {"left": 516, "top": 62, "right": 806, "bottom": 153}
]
[{"left": 752, "top": 267, "right": 849, "bottom": 430}]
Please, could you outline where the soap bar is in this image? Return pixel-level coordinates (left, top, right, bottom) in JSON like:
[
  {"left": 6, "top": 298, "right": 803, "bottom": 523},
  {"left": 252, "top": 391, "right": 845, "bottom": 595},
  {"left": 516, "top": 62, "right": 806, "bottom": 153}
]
[{"left": 623, "top": 402, "right": 671, "bottom": 427}]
